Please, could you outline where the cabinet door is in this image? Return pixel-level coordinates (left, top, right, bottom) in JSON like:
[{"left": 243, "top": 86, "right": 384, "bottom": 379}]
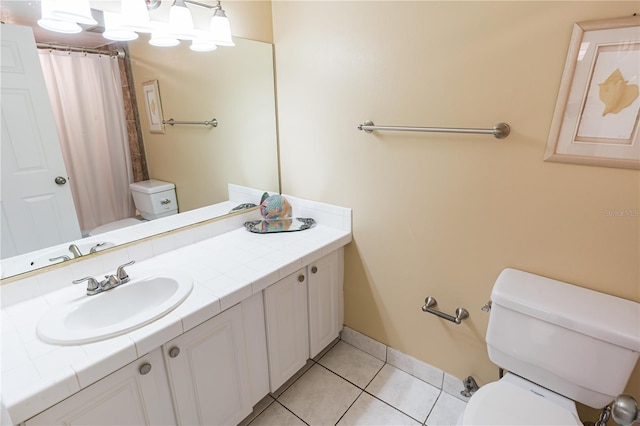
[
  {"left": 308, "top": 249, "right": 344, "bottom": 358},
  {"left": 264, "top": 268, "right": 309, "bottom": 392},
  {"left": 164, "top": 304, "right": 252, "bottom": 426},
  {"left": 26, "top": 349, "right": 175, "bottom": 425}
]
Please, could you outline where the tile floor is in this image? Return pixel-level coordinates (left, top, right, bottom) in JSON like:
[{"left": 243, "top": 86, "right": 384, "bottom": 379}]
[{"left": 240, "top": 340, "right": 467, "bottom": 426}]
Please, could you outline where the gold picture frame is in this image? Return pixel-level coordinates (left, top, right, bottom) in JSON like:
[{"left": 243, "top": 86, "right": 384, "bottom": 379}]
[
  {"left": 142, "top": 80, "right": 165, "bottom": 134},
  {"left": 545, "top": 16, "right": 640, "bottom": 170}
]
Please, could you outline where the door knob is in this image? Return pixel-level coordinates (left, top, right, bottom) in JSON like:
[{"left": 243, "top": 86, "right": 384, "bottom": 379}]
[
  {"left": 54, "top": 176, "right": 67, "bottom": 185},
  {"left": 168, "top": 347, "right": 180, "bottom": 358}
]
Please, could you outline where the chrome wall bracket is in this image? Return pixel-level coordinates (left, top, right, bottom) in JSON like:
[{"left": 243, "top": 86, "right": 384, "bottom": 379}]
[{"left": 421, "top": 296, "right": 469, "bottom": 325}]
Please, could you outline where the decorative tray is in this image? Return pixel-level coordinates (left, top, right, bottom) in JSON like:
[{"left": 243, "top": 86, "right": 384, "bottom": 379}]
[{"left": 244, "top": 218, "right": 316, "bottom": 234}]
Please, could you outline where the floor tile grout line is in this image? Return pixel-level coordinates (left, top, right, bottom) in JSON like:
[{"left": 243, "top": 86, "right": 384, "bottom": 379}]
[
  {"left": 361, "top": 389, "right": 427, "bottom": 425},
  {"left": 333, "top": 389, "right": 365, "bottom": 425},
  {"left": 244, "top": 396, "right": 276, "bottom": 426},
  {"left": 341, "top": 337, "right": 452, "bottom": 398},
  {"left": 422, "top": 389, "right": 443, "bottom": 426},
  {"left": 316, "top": 352, "right": 386, "bottom": 390},
  {"left": 314, "top": 361, "right": 374, "bottom": 392},
  {"left": 274, "top": 400, "right": 311, "bottom": 426},
  {"left": 271, "top": 359, "right": 318, "bottom": 399}
]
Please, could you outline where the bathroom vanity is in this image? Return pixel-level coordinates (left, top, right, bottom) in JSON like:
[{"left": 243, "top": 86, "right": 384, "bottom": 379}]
[{"left": 0, "top": 196, "right": 351, "bottom": 425}]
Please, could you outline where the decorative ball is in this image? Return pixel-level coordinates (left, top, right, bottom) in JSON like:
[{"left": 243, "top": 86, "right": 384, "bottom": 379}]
[{"left": 260, "top": 193, "right": 292, "bottom": 220}]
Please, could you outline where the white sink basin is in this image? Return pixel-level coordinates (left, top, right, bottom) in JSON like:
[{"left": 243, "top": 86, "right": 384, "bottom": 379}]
[{"left": 37, "top": 272, "right": 193, "bottom": 345}]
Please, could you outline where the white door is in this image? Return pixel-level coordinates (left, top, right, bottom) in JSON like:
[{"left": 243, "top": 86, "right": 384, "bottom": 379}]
[
  {"left": 164, "top": 304, "right": 252, "bottom": 426},
  {"left": 26, "top": 349, "right": 176, "bottom": 425},
  {"left": 0, "top": 23, "right": 81, "bottom": 259},
  {"left": 264, "top": 268, "right": 310, "bottom": 392}
]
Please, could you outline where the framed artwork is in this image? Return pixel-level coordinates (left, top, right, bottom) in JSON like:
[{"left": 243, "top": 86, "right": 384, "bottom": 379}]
[
  {"left": 545, "top": 16, "right": 640, "bottom": 169},
  {"left": 142, "top": 80, "right": 165, "bottom": 134}
]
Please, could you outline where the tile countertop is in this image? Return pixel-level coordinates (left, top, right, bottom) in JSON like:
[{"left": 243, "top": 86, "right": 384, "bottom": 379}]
[{"left": 1, "top": 220, "right": 351, "bottom": 424}]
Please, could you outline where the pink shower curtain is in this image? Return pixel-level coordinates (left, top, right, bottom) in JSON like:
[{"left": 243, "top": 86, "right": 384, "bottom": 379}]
[{"left": 38, "top": 49, "right": 134, "bottom": 235}]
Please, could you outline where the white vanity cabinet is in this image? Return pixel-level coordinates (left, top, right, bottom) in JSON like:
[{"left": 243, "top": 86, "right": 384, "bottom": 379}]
[
  {"left": 264, "top": 249, "right": 344, "bottom": 392},
  {"left": 264, "top": 267, "right": 310, "bottom": 392},
  {"left": 25, "top": 348, "right": 176, "bottom": 425},
  {"left": 308, "top": 249, "right": 344, "bottom": 358},
  {"left": 162, "top": 303, "right": 252, "bottom": 426}
]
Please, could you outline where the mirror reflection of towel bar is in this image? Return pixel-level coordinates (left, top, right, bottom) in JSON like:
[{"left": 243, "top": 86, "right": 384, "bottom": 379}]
[
  {"left": 163, "top": 118, "right": 218, "bottom": 127},
  {"left": 421, "top": 296, "right": 469, "bottom": 324}
]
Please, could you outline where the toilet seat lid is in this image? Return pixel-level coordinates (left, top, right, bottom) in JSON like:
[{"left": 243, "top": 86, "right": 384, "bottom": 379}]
[{"left": 461, "top": 380, "right": 582, "bottom": 425}]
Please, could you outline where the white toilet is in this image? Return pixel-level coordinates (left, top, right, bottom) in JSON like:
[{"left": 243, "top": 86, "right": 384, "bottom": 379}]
[
  {"left": 89, "top": 179, "right": 178, "bottom": 235},
  {"left": 459, "top": 268, "right": 640, "bottom": 425}
]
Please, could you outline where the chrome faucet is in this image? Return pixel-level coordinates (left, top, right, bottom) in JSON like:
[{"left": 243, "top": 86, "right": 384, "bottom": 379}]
[
  {"left": 49, "top": 255, "right": 71, "bottom": 262},
  {"left": 89, "top": 242, "right": 107, "bottom": 254},
  {"left": 72, "top": 260, "right": 136, "bottom": 295},
  {"left": 68, "top": 244, "right": 83, "bottom": 258}
]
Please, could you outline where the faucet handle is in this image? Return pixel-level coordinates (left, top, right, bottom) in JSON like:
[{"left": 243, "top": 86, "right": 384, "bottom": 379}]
[
  {"left": 116, "top": 260, "right": 135, "bottom": 282},
  {"left": 72, "top": 276, "right": 100, "bottom": 293}
]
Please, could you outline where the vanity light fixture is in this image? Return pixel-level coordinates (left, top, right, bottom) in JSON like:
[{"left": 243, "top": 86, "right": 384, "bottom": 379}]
[
  {"left": 120, "top": 0, "right": 153, "bottom": 33},
  {"left": 168, "top": 0, "right": 195, "bottom": 40},
  {"left": 37, "top": 0, "right": 82, "bottom": 34},
  {"left": 209, "top": 1, "right": 234, "bottom": 46},
  {"left": 149, "top": 23, "right": 180, "bottom": 47},
  {"left": 190, "top": 30, "right": 218, "bottom": 52},
  {"left": 47, "top": 0, "right": 97, "bottom": 26},
  {"left": 39, "top": 0, "right": 234, "bottom": 52},
  {"left": 103, "top": 12, "right": 139, "bottom": 42}
]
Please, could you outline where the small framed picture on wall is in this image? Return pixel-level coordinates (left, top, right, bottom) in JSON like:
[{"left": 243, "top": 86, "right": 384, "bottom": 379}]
[
  {"left": 142, "top": 80, "right": 165, "bottom": 134},
  {"left": 545, "top": 15, "right": 640, "bottom": 170}
]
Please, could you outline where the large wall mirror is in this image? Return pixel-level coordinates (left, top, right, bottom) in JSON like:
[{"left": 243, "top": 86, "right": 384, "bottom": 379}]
[{"left": 0, "top": 1, "right": 279, "bottom": 279}]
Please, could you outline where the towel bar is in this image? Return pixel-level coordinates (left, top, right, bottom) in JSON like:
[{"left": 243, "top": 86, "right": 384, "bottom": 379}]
[
  {"left": 358, "top": 120, "right": 510, "bottom": 139},
  {"left": 163, "top": 118, "right": 218, "bottom": 127}
]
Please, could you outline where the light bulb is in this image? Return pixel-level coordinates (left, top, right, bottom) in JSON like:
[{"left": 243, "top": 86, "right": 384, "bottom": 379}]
[
  {"left": 103, "top": 12, "right": 139, "bottom": 41},
  {"left": 38, "top": 0, "right": 82, "bottom": 33},
  {"left": 190, "top": 31, "right": 218, "bottom": 52},
  {"left": 210, "top": 8, "right": 234, "bottom": 46},
  {"left": 121, "top": 0, "right": 153, "bottom": 33},
  {"left": 149, "top": 24, "right": 180, "bottom": 47},
  {"left": 49, "top": 0, "right": 97, "bottom": 25},
  {"left": 168, "top": 0, "right": 195, "bottom": 40}
]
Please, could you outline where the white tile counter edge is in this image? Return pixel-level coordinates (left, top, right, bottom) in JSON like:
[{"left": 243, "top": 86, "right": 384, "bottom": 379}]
[{"left": 1, "top": 196, "right": 352, "bottom": 424}]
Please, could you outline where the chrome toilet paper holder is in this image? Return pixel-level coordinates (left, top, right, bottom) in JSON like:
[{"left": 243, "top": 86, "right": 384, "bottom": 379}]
[{"left": 421, "top": 296, "right": 469, "bottom": 325}]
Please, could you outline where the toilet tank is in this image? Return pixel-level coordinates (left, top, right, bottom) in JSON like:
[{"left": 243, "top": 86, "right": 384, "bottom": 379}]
[
  {"left": 486, "top": 268, "right": 640, "bottom": 409},
  {"left": 130, "top": 180, "right": 178, "bottom": 220}
]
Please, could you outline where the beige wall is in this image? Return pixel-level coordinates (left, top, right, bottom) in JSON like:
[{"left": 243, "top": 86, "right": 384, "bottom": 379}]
[
  {"left": 272, "top": 0, "right": 640, "bottom": 420},
  {"left": 127, "top": 2, "right": 278, "bottom": 212}
]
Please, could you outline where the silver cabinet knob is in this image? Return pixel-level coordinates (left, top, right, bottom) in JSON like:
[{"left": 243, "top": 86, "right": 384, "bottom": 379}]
[
  {"left": 139, "top": 363, "right": 152, "bottom": 375},
  {"left": 54, "top": 176, "right": 67, "bottom": 185},
  {"left": 298, "top": 274, "right": 305, "bottom": 282},
  {"left": 160, "top": 198, "right": 171, "bottom": 205},
  {"left": 311, "top": 266, "right": 318, "bottom": 274},
  {"left": 168, "top": 347, "right": 180, "bottom": 358}
]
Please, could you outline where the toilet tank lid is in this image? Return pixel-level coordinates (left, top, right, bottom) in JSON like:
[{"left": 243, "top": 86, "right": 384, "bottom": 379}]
[
  {"left": 130, "top": 179, "right": 175, "bottom": 194},
  {"left": 492, "top": 269, "right": 640, "bottom": 352}
]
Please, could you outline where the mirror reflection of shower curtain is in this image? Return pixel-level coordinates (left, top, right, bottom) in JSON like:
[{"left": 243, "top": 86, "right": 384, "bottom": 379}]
[{"left": 38, "top": 50, "right": 134, "bottom": 235}]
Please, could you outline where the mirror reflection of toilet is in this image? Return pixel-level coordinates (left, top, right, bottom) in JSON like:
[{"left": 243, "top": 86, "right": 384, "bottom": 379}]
[
  {"left": 459, "top": 268, "right": 640, "bottom": 425},
  {"left": 89, "top": 179, "right": 178, "bottom": 236}
]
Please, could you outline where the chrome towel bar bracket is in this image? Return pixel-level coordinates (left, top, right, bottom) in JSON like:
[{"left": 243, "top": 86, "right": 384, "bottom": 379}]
[
  {"left": 422, "top": 296, "right": 469, "bottom": 325},
  {"left": 358, "top": 120, "right": 510, "bottom": 139},
  {"left": 163, "top": 118, "right": 218, "bottom": 127}
]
